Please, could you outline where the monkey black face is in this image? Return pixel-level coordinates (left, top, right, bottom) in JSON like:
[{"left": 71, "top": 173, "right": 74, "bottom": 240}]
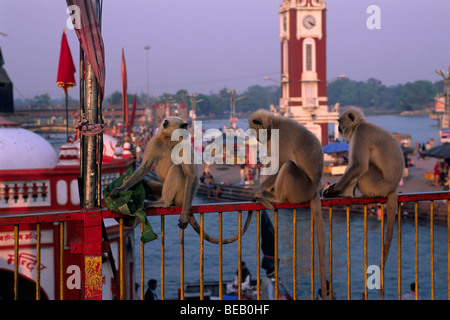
[{"left": 252, "top": 119, "right": 263, "bottom": 126}]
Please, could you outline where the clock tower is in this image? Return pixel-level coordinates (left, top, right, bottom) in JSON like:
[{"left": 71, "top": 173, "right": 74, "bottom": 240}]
[{"left": 279, "top": 0, "right": 338, "bottom": 146}]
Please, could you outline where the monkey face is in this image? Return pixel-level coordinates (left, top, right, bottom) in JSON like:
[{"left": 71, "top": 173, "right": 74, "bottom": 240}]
[
  {"left": 161, "top": 116, "right": 189, "bottom": 136},
  {"left": 338, "top": 109, "right": 360, "bottom": 139},
  {"left": 248, "top": 109, "right": 273, "bottom": 142}
]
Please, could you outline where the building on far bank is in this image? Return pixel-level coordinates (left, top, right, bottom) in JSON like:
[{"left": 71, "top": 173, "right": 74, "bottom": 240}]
[{"left": 279, "top": 0, "right": 339, "bottom": 146}]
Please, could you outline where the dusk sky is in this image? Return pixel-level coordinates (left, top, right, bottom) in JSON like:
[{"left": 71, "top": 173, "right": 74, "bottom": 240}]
[{"left": 0, "top": 0, "right": 449, "bottom": 101}]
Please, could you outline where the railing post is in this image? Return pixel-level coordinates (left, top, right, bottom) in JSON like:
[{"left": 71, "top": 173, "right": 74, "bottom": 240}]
[{"left": 82, "top": 209, "right": 103, "bottom": 300}]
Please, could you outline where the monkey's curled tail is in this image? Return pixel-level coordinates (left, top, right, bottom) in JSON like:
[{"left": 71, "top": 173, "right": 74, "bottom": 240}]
[
  {"left": 311, "top": 194, "right": 328, "bottom": 300},
  {"left": 189, "top": 211, "right": 253, "bottom": 244},
  {"left": 378, "top": 190, "right": 398, "bottom": 300}
]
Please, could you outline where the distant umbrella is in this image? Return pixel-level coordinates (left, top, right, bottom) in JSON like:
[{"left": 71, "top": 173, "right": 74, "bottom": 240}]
[
  {"left": 422, "top": 143, "right": 450, "bottom": 159},
  {"left": 322, "top": 141, "right": 349, "bottom": 154}
]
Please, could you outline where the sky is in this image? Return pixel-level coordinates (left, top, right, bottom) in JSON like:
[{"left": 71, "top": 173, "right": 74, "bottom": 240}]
[{"left": 0, "top": 0, "right": 449, "bottom": 101}]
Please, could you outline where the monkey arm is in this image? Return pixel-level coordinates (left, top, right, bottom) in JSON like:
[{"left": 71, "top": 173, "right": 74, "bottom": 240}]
[
  {"left": 331, "top": 139, "right": 370, "bottom": 197},
  {"left": 110, "top": 140, "right": 158, "bottom": 198},
  {"left": 178, "top": 162, "right": 199, "bottom": 228}
]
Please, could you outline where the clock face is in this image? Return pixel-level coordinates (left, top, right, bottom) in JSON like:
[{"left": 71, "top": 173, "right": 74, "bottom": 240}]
[{"left": 303, "top": 15, "right": 316, "bottom": 30}]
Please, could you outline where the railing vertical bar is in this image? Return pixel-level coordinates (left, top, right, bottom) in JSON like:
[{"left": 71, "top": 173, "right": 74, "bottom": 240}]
[
  {"left": 140, "top": 223, "right": 144, "bottom": 300},
  {"left": 292, "top": 208, "right": 297, "bottom": 300},
  {"left": 448, "top": 199, "right": 450, "bottom": 300},
  {"left": 180, "top": 228, "right": 185, "bottom": 300},
  {"left": 256, "top": 210, "right": 260, "bottom": 300},
  {"left": 238, "top": 210, "right": 242, "bottom": 300},
  {"left": 59, "top": 222, "right": 64, "bottom": 300},
  {"left": 274, "top": 209, "right": 279, "bottom": 300},
  {"left": 310, "top": 207, "right": 314, "bottom": 300},
  {"left": 119, "top": 218, "right": 124, "bottom": 300},
  {"left": 160, "top": 215, "right": 165, "bottom": 300},
  {"left": 398, "top": 203, "right": 402, "bottom": 300},
  {"left": 14, "top": 224, "right": 19, "bottom": 300},
  {"left": 36, "top": 223, "right": 41, "bottom": 300},
  {"left": 415, "top": 201, "right": 419, "bottom": 300},
  {"left": 219, "top": 211, "right": 223, "bottom": 300},
  {"left": 328, "top": 206, "right": 333, "bottom": 301},
  {"left": 346, "top": 205, "right": 350, "bottom": 300},
  {"left": 380, "top": 203, "right": 384, "bottom": 298},
  {"left": 364, "top": 205, "right": 368, "bottom": 300},
  {"left": 430, "top": 200, "right": 434, "bottom": 300},
  {"left": 200, "top": 213, "right": 204, "bottom": 300}
]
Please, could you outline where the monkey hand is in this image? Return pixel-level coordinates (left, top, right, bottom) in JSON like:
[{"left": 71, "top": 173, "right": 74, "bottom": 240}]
[
  {"left": 109, "top": 187, "right": 124, "bottom": 198},
  {"left": 323, "top": 183, "right": 338, "bottom": 198},
  {"left": 178, "top": 212, "right": 190, "bottom": 229}
]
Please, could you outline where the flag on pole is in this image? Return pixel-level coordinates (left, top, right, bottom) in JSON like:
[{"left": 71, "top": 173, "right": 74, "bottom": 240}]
[
  {"left": 122, "top": 48, "right": 129, "bottom": 129},
  {"left": 56, "top": 29, "right": 76, "bottom": 93},
  {"left": 127, "top": 93, "right": 137, "bottom": 136}
]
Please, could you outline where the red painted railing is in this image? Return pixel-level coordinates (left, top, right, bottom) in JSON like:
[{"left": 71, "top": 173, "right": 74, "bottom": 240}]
[{"left": 1, "top": 191, "right": 449, "bottom": 300}]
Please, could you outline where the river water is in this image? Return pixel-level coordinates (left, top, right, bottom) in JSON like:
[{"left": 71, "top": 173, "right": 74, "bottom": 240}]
[{"left": 132, "top": 114, "right": 448, "bottom": 300}]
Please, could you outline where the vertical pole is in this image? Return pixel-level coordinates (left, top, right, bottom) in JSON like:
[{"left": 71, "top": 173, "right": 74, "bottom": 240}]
[
  {"left": 14, "top": 225, "right": 19, "bottom": 300},
  {"left": 310, "top": 207, "right": 314, "bottom": 300},
  {"left": 160, "top": 215, "right": 165, "bottom": 300},
  {"left": 346, "top": 206, "right": 350, "bottom": 300},
  {"left": 81, "top": 0, "right": 103, "bottom": 300},
  {"left": 84, "top": 58, "right": 98, "bottom": 209},
  {"left": 36, "top": 223, "right": 41, "bottom": 300},
  {"left": 180, "top": 228, "right": 185, "bottom": 300},
  {"left": 219, "top": 212, "right": 223, "bottom": 300},
  {"left": 65, "top": 91, "right": 69, "bottom": 142},
  {"left": 274, "top": 209, "right": 278, "bottom": 300},
  {"left": 329, "top": 206, "right": 333, "bottom": 300},
  {"left": 364, "top": 205, "right": 368, "bottom": 300},
  {"left": 60, "top": 222, "right": 65, "bottom": 300},
  {"left": 398, "top": 203, "right": 402, "bottom": 300},
  {"left": 292, "top": 209, "right": 297, "bottom": 300},
  {"left": 256, "top": 210, "right": 260, "bottom": 300}
]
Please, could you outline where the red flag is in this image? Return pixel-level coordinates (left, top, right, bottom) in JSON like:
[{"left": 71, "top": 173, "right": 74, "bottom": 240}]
[
  {"left": 56, "top": 29, "right": 76, "bottom": 93},
  {"left": 127, "top": 93, "right": 137, "bottom": 136},
  {"left": 122, "top": 48, "right": 129, "bottom": 128},
  {"left": 66, "top": 0, "right": 106, "bottom": 98}
]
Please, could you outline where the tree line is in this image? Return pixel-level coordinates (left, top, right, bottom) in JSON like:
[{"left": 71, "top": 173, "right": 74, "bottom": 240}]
[
  {"left": 15, "top": 77, "right": 443, "bottom": 115},
  {"left": 327, "top": 77, "right": 443, "bottom": 112}
]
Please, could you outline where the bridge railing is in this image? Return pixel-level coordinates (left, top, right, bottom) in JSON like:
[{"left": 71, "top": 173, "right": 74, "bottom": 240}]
[{"left": 1, "top": 191, "right": 449, "bottom": 300}]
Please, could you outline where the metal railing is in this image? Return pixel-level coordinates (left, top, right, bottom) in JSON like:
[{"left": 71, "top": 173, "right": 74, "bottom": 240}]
[{"left": 1, "top": 191, "right": 449, "bottom": 300}]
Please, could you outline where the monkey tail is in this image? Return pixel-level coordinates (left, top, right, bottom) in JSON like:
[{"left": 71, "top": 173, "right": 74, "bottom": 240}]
[
  {"left": 378, "top": 190, "right": 399, "bottom": 300},
  {"left": 384, "top": 190, "right": 398, "bottom": 266},
  {"left": 189, "top": 211, "right": 253, "bottom": 244},
  {"left": 311, "top": 193, "right": 328, "bottom": 300}
]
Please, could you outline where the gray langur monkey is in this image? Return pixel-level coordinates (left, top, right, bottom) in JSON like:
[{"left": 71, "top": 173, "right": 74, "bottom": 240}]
[
  {"left": 109, "top": 116, "right": 198, "bottom": 229},
  {"left": 323, "top": 108, "right": 404, "bottom": 299},
  {"left": 248, "top": 109, "right": 328, "bottom": 300},
  {"left": 109, "top": 116, "right": 252, "bottom": 244}
]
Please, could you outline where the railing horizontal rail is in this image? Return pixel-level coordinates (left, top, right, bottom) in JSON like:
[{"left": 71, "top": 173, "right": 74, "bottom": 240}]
[{"left": 0, "top": 192, "right": 448, "bottom": 225}]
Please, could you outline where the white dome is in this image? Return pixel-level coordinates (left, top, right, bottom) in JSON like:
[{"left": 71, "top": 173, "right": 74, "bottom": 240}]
[{"left": 0, "top": 128, "right": 58, "bottom": 170}]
